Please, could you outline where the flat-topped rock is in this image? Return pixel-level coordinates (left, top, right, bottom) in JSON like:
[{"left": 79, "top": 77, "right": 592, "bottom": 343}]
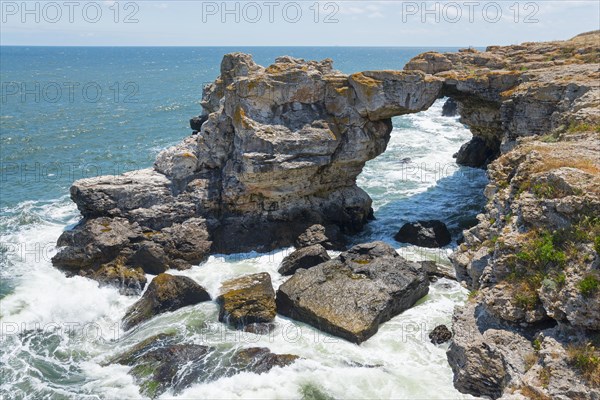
[
  {"left": 276, "top": 241, "right": 429, "bottom": 343},
  {"left": 216, "top": 272, "right": 276, "bottom": 328}
]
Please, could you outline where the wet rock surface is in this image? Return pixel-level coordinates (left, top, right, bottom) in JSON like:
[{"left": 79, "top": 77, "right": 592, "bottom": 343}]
[
  {"left": 278, "top": 244, "right": 331, "bottom": 276},
  {"left": 111, "top": 334, "right": 298, "bottom": 398},
  {"left": 122, "top": 274, "right": 211, "bottom": 330},
  {"left": 394, "top": 220, "right": 452, "bottom": 248},
  {"left": 429, "top": 324, "right": 452, "bottom": 344},
  {"left": 295, "top": 224, "right": 345, "bottom": 250},
  {"left": 216, "top": 272, "right": 276, "bottom": 328},
  {"left": 276, "top": 241, "right": 429, "bottom": 343}
]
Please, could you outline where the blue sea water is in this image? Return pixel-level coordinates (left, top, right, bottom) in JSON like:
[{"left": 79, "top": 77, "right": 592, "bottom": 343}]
[{"left": 0, "top": 47, "right": 486, "bottom": 399}]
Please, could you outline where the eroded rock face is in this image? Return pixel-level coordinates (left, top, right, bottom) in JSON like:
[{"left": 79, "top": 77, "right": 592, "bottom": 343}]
[
  {"left": 52, "top": 54, "right": 444, "bottom": 287},
  {"left": 276, "top": 241, "right": 429, "bottom": 343},
  {"left": 404, "top": 31, "right": 600, "bottom": 159},
  {"left": 216, "top": 272, "right": 276, "bottom": 328},
  {"left": 445, "top": 32, "right": 600, "bottom": 400},
  {"left": 122, "top": 274, "right": 211, "bottom": 330}
]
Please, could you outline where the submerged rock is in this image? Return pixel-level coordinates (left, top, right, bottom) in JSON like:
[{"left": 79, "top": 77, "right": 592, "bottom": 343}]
[
  {"left": 429, "top": 324, "right": 452, "bottom": 344},
  {"left": 122, "top": 274, "right": 211, "bottom": 330},
  {"left": 216, "top": 272, "right": 276, "bottom": 328},
  {"left": 276, "top": 241, "right": 429, "bottom": 343},
  {"left": 419, "top": 260, "right": 457, "bottom": 281},
  {"left": 278, "top": 244, "right": 330, "bottom": 276},
  {"left": 111, "top": 334, "right": 298, "bottom": 398},
  {"left": 394, "top": 220, "right": 451, "bottom": 248}
]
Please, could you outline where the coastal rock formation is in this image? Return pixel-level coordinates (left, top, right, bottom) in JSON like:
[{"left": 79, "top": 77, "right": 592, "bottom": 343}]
[
  {"left": 216, "top": 272, "right": 276, "bottom": 328},
  {"left": 439, "top": 32, "right": 600, "bottom": 400},
  {"left": 122, "top": 274, "right": 211, "bottom": 330},
  {"left": 394, "top": 220, "right": 452, "bottom": 248},
  {"left": 404, "top": 31, "right": 600, "bottom": 168},
  {"left": 48, "top": 30, "right": 600, "bottom": 399},
  {"left": 276, "top": 241, "right": 429, "bottom": 343},
  {"left": 278, "top": 244, "right": 331, "bottom": 276},
  {"left": 52, "top": 54, "right": 443, "bottom": 285}
]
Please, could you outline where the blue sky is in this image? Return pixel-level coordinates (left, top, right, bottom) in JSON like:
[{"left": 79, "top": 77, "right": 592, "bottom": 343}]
[{"left": 1, "top": 1, "right": 599, "bottom": 46}]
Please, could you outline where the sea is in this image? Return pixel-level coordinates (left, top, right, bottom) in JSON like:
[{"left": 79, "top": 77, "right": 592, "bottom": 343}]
[{"left": 0, "top": 46, "right": 487, "bottom": 399}]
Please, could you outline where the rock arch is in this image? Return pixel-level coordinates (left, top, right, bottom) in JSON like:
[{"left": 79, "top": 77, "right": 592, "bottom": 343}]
[{"left": 55, "top": 42, "right": 598, "bottom": 273}]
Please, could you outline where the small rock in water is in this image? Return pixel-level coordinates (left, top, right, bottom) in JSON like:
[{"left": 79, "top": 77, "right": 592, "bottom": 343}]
[
  {"left": 121, "top": 273, "right": 211, "bottom": 330},
  {"left": 441, "top": 97, "right": 458, "bottom": 117},
  {"left": 88, "top": 262, "right": 147, "bottom": 296},
  {"left": 429, "top": 324, "right": 452, "bottom": 344},
  {"left": 243, "top": 322, "right": 277, "bottom": 335},
  {"left": 295, "top": 224, "right": 344, "bottom": 250},
  {"left": 278, "top": 244, "right": 330, "bottom": 276},
  {"left": 394, "top": 220, "right": 451, "bottom": 248}
]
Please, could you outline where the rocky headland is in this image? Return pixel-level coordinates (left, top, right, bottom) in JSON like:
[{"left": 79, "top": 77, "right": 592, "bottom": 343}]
[{"left": 53, "top": 31, "right": 599, "bottom": 399}]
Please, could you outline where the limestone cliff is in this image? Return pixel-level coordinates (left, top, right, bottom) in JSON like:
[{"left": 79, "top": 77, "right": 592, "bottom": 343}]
[
  {"left": 419, "top": 32, "right": 600, "bottom": 399},
  {"left": 53, "top": 53, "right": 444, "bottom": 278},
  {"left": 52, "top": 31, "right": 600, "bottom": 399}
]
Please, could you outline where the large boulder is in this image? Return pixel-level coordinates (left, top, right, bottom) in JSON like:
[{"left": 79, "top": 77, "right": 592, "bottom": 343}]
[
  {"left": 278, "top": 244, "right": 330, "bottom": 276},
  {"left": 394, "top": 220, "right": 451, "bottom": 248},
  {"left": 216, "top": 272, "right": 276, "bottom": 328},
  {"left": 122, "top": 274, "right": 211, "bottom": 330},
  {"left": 276, "top": 241, "right": 429, "bottom": 343}
]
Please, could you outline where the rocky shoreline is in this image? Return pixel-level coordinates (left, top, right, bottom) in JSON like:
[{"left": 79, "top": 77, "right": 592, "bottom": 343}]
[{"left": 52, "top": 31, "right": 599, "bottom": 398}]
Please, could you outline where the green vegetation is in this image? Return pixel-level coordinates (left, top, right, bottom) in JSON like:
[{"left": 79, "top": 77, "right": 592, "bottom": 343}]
[
  {"left": 516, "top": 231, "right": 566, "bottom": 268},
  {"left": 532, "top": 338, "right": 542, "bottom": 352},
  {"left": 578, "top": 274, "right": 599, "bottom": 297},
  {"left": 532, "top": 182, "right": 558, "bottom": 199},
  {"left": 467, "top": 290, "right": 479, "bottom": 301},
  {"left": 566, "top": 121, "right": 600, "bottom": 134},
  {"left": 568, "top": 343, "right": 600, "bottom": 387},
  {"left": 506, "top": 217, "right": 600, "bottom": 309},
  {"left": 594, "top": 236, "right": 600, "bottom": 254}
]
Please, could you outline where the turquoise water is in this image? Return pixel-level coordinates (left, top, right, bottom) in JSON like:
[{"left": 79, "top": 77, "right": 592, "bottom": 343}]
[{"left": 0, "top": 47, "right": 485, "bottom": 399}]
